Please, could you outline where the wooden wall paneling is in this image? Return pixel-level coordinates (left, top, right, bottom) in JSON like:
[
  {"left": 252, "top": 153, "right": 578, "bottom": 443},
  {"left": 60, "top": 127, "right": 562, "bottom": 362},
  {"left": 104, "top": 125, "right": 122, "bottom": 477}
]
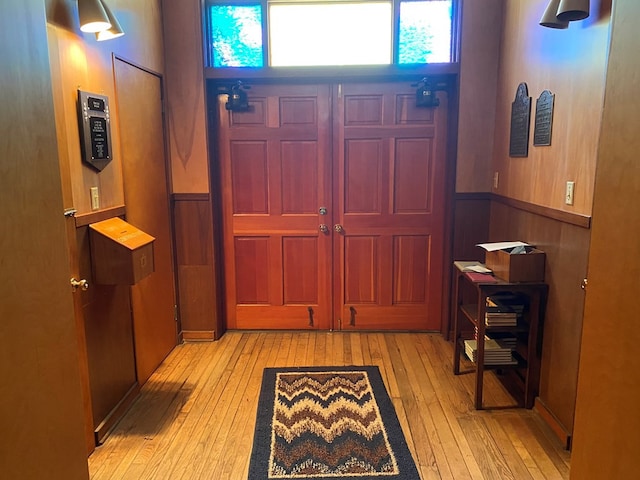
[
  {"left": 445, "top": 195, "right": 491, "bottom": 338},
  {"left": 571, "top": 0, "right": 640, "bottom": 477},
  {"left": 456, "top": 0, "right": 503, "bottom": 193},
  {"left": 45, "top": 23, "right": 125, "bottom": 215},
  {"left": 488, "top": 201, "right": 590, "bottom": 439},
  {"left": 173, "top": 196, "right": 219, "bottom": 339},
  {"left": 492, "top": 0, "right": 610, "bottom": 214},
  {"left": 0, "top": 1, "right": 89, "bottom": 477},
  {"left": 161, "top": 0, "right": 210, "bottom": 193},
  {"left": 451, "top": 195, "right": 492, "bottom": 262},
  {"left": 46, "top": 0, "right": 166, "bottom": 215}
]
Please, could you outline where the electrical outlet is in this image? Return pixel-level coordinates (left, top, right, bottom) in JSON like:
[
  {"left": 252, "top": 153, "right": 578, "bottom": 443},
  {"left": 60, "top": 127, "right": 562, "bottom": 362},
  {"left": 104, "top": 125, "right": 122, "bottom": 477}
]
[
  {"left": 493, "top": 172, "right": 499, "bottom": 190},
  {"left": 565, "top": 181, "right": 575, "bottom": 205},
  {"left": 90, "top": 187, "right": 100, "bottom": 211}
]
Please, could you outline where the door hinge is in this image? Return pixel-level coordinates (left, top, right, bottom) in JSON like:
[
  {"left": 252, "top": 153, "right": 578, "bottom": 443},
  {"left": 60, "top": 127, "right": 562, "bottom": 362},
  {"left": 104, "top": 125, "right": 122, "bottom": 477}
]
[{"left": 174, "top": 304, "right": 179, "bottom": 322}]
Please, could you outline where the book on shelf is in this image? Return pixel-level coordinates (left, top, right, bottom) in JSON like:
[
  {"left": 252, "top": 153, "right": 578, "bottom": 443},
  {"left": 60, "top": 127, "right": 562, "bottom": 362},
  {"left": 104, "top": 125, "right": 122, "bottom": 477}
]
[
  {"left": 474, "top": 328, "right": 517, "bottom": 345},
  {"left": 465, "top": 272, "right": 498, "bottom": 283},
  {"left": 484, "top": 294, "right": 526, "bottom": 326},
  {"left": 464, "top": 338, "right": 518, "bottom": 365}
]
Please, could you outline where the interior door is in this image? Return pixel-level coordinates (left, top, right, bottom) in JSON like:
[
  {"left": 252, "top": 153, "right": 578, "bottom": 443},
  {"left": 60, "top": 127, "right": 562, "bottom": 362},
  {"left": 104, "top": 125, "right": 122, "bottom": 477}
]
[
  {"left": 218, "top": 84, "right": 333, "bottom": 330},
  {"left": 335, "top": 82, "right": 448, "bottom": 331},
  {"left": 114, "top": 58, "right": 177, "bottom": 384},
  {"left": 217, "top": 81, "right": 448, "bottom": 331}
]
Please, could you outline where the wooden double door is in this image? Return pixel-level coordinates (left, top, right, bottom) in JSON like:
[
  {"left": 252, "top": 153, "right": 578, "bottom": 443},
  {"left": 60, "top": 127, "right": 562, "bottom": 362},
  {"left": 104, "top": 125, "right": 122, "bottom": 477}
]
[{"left": 218, "top": 82, "right": 448, "bottom": 331}]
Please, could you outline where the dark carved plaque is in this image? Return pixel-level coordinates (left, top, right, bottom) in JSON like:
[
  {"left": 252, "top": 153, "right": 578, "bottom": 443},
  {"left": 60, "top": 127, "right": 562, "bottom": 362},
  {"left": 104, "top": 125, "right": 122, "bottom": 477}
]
[
  {"left": 509, "top": 83, "right": 531, "bottom": 157},
  {"left": 77, "top": 90, "right": 113, "bottom": 172},
  {"left": 533, "top": 90, "right": 555, "bottom": 146}
]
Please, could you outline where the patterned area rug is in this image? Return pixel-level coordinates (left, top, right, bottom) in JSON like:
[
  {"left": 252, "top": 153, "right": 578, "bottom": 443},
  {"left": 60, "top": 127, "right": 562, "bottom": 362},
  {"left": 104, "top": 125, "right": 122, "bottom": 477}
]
[{"left": 248, "top": 366, "right": 420, "bottom": 479}]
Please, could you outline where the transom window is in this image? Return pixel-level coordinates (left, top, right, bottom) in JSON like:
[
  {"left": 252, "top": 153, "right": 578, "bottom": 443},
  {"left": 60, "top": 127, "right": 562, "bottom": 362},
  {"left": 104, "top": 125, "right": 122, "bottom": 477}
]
[{"left": 205, "top": 0, "right": 457, "bottom": 70}]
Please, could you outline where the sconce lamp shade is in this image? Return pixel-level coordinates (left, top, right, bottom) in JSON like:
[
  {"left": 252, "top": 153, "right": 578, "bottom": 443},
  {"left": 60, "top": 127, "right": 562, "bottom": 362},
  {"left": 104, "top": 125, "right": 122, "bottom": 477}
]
[
  {"left": 96, "top": 1, "right": 125, "bottom": 41},
  {"left": 78, "top": 0, "right": 111, "bottom": 33},
  {"left": 556, "top": 0, "right": 590, "bottom": 22},
  {"left": 540, "top": 0, "right": 569, "bottom": 29}
]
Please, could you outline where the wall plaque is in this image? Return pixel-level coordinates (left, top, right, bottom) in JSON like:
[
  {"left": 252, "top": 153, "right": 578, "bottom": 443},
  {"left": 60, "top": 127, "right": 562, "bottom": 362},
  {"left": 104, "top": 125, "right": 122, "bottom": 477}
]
[
  {"left": 509, "top": 83, "right": 531, "bottom": 157},
  {"left": 77, "top": 90, "right": 113, "bottom": 172},
  {"left": 533, "top": 90, "right": 555, "bottom": 146}
]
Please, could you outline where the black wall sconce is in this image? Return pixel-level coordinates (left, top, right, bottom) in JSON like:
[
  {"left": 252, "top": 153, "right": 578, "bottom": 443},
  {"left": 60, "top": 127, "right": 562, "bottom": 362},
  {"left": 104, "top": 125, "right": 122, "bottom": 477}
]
[
  {"left": 412, "top": 77, "right": 447, "bottom": 108},
  {"left": 216, "top": 81, "right": 251, "bottom": 112}
]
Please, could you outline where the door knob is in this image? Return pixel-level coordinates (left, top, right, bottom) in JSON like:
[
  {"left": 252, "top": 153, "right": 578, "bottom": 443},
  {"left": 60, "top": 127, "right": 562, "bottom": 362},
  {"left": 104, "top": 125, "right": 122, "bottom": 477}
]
[
  {"left": 319, "top": 224, "right": 329, "bottom": 234},
  {"left": 70, "top": 278, "right": 89, "bottom": 292},
  {"left": 334, "top": 224, "right": 344, "bottom": 233}
]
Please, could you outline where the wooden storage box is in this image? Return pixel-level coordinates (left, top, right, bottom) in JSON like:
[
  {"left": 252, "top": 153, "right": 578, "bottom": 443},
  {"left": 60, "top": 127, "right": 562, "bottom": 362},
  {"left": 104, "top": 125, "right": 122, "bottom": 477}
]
[
  {"left": 89, "top": 217, "right": 155, "bottom": 285},
  {"left": 485, "top": 248, "right": 545, "bottom": 282}
]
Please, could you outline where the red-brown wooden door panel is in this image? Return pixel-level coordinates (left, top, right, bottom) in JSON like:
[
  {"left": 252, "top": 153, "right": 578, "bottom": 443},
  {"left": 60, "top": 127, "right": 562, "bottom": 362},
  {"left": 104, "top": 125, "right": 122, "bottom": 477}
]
[
  {"left": 335, "top": 82, "right": 447, "bottom": 331},
  {"left": 218, "top": 81, "right": 448, "bottom": 331},
  {"left": 218, "top": 84, "right": 332, "bottom": 330}
]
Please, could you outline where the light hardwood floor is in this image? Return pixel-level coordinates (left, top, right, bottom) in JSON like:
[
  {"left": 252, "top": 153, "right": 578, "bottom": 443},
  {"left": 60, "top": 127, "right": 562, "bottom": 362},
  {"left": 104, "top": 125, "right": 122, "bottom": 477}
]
[{"left": 88, "top": 332, "right": 570, "bottom": 479}]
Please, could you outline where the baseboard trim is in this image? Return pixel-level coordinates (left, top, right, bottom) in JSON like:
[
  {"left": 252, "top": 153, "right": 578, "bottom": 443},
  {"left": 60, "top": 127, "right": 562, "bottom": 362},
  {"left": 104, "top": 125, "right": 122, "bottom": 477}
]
[
  {"left": 182, "top": 330, "right": 216, "bottom": 341},
  {"left": 94, "top": 382, "right": 140, "bottom": 445},
  {"left": 534, "top": 397, "right": 572, "bottom": 450}
]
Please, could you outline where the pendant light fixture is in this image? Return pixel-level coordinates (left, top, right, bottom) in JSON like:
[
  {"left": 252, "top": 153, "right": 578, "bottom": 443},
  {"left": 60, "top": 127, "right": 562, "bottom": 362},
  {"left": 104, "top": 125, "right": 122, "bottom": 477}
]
[
  {"left": 78, "top": 0, "right": 111, "bottom": 33},
  {"left": 539, "top": 0, "right": 590, "bottom": 29},
  {"left": 556, "top": 0, "right": 590, "bottom": 22},
  {"left": 539, "top": 0, "right": 569, "bottom": 29},
  {"left": 96, "top": 0, "right": 125, "bottom": 41}
]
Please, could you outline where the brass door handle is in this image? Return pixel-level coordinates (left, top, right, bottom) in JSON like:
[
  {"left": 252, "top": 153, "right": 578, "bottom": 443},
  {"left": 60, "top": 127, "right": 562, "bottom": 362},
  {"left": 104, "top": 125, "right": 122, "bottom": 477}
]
[
  {"left": 319, "top": 224, "right": 329, "bottom": 234},
  {"left": 334, "top": 224, "right": 344, "bottom": 233},
  {"left": 70, "top": 278, "right": 89, "bottom": 292}
]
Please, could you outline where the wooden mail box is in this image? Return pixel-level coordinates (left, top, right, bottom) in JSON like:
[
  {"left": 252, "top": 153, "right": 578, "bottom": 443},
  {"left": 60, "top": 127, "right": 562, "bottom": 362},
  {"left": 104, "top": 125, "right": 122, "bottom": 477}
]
[
  {"left": 89, "top": 217, "right": 155, "bottom": 285},
  {"left": 485, "top": 248, "right": 545, "bottom": 282}
]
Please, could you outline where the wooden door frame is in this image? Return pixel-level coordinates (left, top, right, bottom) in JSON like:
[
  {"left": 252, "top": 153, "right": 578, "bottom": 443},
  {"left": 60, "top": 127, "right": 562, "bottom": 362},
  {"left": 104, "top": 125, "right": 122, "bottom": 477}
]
[{"left": 207, "top": 76, "right": 459, "bottom": 334}]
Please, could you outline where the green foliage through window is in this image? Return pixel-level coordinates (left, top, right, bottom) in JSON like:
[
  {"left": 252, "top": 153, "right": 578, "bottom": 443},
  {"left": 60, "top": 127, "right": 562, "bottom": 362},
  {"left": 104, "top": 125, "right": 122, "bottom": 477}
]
[
  {"left": 399, "top": 1, "right": 452, "bottom": 64},
  {"left": 209, "top": 5, "right": 263, "bottom": 67}
]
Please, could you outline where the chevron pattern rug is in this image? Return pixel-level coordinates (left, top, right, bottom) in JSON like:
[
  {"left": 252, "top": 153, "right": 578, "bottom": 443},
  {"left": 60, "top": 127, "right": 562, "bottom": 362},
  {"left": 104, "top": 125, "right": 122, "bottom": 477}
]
[{"left": 248, "top": 366, "right": 420, "bottom": 479}]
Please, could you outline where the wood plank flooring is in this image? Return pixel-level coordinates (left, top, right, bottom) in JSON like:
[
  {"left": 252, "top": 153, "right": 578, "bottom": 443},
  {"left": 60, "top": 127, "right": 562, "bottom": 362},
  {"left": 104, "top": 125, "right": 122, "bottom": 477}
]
[{"left": 88, "top": 332, "right": 570, "bottom": 479}]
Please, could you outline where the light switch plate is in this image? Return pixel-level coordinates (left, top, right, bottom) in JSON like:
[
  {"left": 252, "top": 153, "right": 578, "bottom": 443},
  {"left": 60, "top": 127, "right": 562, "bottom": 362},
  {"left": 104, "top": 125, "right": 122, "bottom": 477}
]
[
  {"left": 90, "top": 187, "right": 100, "bottom": 211},
  {"left": 565, "top": 181, "right": 575, "bottom": 205}
]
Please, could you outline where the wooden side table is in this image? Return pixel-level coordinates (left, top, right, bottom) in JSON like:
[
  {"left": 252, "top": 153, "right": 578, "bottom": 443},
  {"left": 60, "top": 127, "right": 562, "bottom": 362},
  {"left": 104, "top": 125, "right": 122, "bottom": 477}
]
[{"left": 452, "top": 261, "right": 548, "bottom": 409}]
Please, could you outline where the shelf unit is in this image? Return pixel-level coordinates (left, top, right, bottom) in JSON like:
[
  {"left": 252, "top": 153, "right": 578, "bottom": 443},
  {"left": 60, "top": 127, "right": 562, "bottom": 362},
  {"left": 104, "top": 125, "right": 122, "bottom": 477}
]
[{"left": 452, "top": 261, "right": 548, "bottom": 409}]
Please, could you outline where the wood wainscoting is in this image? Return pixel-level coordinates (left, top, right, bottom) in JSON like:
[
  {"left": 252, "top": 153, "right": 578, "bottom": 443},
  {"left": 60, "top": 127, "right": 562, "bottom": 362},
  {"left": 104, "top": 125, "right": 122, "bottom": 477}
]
[
  {"left": 173, "top": 193, "right": 222, "bottom": 340},
  {"left": 453, "top": 193, "right": 590, "bottom": 447}
]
